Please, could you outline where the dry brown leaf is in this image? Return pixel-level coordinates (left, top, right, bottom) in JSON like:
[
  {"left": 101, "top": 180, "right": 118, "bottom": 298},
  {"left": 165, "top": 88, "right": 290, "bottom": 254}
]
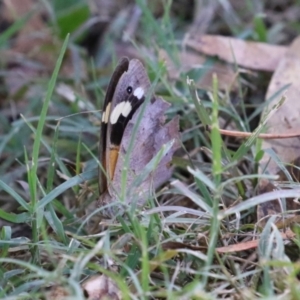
[
  {"left": 260, "top": 36, "right": 300, "bottom": 175},
  {"left": 45, "top": 285, "right": 72, "bottom": 300},
  {"left": 82, "top": 275, "right": 122, "bottom": 300},
  {"left": 161, "top": 241, "right": 207, "bottom": 251},
  {"left": 257, "top": 36, "right": 300, "bottom": 223},
  {"left": 159, "top": 49, "right": 238, "bottom": 90},
  {"left": 1, "top": 0, "right": 86, "bottom": 97},
  {"left": 216, "top": 229, "right": 295, "bottom": 253},
  {"left": 45, "top": 276, "right": 122, "bottom": 300},
  {"left": 3, "top": 0, "right": 49, "bottom": 53},
  {"left": 256, "top": 178, "right": 300, "bottom": 227},
  {"left": 186, "top": 34, "right": 287, "bottom": 71},
  {"left": 217, "top": 239, "right": 259, "bottom": 253}
]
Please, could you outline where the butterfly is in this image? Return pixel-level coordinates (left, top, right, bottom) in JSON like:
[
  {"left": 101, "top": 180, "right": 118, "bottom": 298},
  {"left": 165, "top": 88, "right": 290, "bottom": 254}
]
[{"left": 98, "top": 57, "right": 179, "bottom": 218}]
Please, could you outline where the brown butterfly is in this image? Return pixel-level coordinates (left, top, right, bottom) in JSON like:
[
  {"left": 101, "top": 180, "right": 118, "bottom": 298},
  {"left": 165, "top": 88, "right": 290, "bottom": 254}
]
[{"left": 98, "top": 57, "right": 179, "bottom": 218}]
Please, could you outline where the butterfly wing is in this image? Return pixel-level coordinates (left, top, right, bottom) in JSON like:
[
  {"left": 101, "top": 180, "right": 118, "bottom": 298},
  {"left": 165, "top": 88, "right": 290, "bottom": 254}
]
[
  {"left": 99, "top": 97, "right": 180, "bottom": 218},
  {"left": 99, "top": 58, "right": 151, "bottom": 195},
  {"left": 99, "top": 57, "right": 129, "bottom": 195}
]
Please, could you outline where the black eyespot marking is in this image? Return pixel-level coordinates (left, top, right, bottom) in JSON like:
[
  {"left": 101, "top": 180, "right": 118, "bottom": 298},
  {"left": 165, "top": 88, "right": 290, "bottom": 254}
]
[{"left": 127, "top": 86, "right": 133, "bottom": 94}]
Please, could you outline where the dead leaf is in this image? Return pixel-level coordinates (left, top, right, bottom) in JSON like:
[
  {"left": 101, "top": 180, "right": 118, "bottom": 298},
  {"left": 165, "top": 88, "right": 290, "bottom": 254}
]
[
  {"left": 186, "top": 34, "right": 287, "bottom": 72},
  {"left": 1, "top": 0, "right": 86, "bottom": 97},
  {"left": 82, "top": 275, "right": 122, "bottom": 300},
  {"left": 260, "top": 36, "right": 300, "bottom": 175},
  {"left": 256, "top": 178, "right": 300, "bottom": 227},
  {"left": 159, "top": 49, "right": 238, "bottom": 90},
  {"left": 161, "top": 241, "right": 206, "bottom": 251},
  {"left": 256, "top": 36, "right": 300, "bottom": 223},
  {"left": 217, "top": 239, "right": 259, "bottom": 253},
  {"left": 45, "top": 285, "right": 72, "bottom": 300},
  {"left": 216, "top": 229, "right": 295, "bottom": 253}
]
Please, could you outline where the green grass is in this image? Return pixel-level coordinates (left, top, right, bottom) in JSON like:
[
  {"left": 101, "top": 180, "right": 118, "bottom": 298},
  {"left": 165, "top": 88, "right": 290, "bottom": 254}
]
[{"left": 1, "top": 0, "right": 300, "bottom": 299}]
